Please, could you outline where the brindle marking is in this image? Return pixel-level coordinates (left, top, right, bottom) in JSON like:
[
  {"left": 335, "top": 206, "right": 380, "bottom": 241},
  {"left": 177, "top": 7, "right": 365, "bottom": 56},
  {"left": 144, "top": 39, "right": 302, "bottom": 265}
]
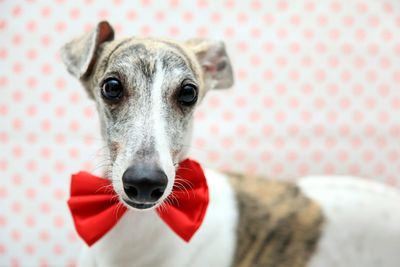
[{"left": 227, "top": 173, "right": 324, "bottom": 267}]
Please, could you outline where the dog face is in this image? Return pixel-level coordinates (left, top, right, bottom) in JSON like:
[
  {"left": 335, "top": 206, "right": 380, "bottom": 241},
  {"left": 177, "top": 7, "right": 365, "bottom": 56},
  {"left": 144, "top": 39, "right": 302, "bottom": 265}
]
[{"left": 61, "top": 21, "right": 233, "bottom": 210}]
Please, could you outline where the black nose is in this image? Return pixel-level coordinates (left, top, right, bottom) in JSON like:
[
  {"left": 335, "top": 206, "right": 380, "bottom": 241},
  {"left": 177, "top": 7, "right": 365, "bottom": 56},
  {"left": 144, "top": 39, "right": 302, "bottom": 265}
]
[{"left": 122, "top": 165, "right": 167, "bottom": 203}]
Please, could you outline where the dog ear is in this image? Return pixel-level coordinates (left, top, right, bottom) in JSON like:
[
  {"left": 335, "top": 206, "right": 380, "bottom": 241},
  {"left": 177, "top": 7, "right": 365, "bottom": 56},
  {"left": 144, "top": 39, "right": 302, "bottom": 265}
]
[
  {"left": 60, "top": 21, "right": 114, "bottom": 79},
  {"left": 186, "top": 39, "right": 234, "bottom": 90}
]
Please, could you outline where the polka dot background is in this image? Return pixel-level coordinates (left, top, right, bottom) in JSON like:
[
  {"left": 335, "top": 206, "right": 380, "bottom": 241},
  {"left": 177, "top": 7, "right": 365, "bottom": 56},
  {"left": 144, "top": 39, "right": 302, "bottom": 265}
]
[{"left": 1, "top": 0, "right": 400, "bottom": 265}]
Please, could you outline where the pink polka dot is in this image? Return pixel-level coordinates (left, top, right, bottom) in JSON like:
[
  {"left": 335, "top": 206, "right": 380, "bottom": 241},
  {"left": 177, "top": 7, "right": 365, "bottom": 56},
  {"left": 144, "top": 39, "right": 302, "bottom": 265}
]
[
  {"left": 260, "top": 151, "right": 272, "bottom": 161},
  {"left": 262, "top": 69, "right": 275, "bottom": 81},
  {"left": 0, "top": 48, "right": 7, "bottom": 59},
  {"left": 26, "top": 187, "right": 36, "bottom": 199},
  {"left": 342, "top": 15, "right": 354, "bottom": 27},
  {"left": 311, "top": 150, "right": 324, "bottom": 162},
  {"left": 304, "top": 1, "right": 315, "bottom": 12},
  {"left": 207, "top": 151, "right": 220, "bottom": 161},
  {"left": 235, "top": 96, "right": 247, "bottom": 108},
  {"left": 314, "top": 69, "right": 326, "bottom": 81},
  {"left": 263, "top": 13, "right": 275, "bottom": 25},
  {"left": 25, "top": 215, "right": 36, "bottom": 227},
  {"left": 53, "top": 188, "right": 65, "bottom": 200},
  {"left": 248, "top": 110, "right": 261, "bottom": 122},
  {"left": 24, "top": 244, "right": 35, "bottom": 255},
  {"left": 313, "top": 124, "right": 325, "bottom": 136},
  {"left": 276, "top": 28, "right": 287, "bottom": 39},
  {"left": 355, "top": 29, "right": 366, "bottom": 41},
  {"left": 40, "top": 202, "right": 51, "bottom": 214},
  {"left": 221, "top": 137, "right": 233, "bottom": 148},
  {"left": 223, "top": 27, "right": 235, "bottom": 38},
  {"left": 262, "top": 124, "right": 274, "bottom": 136},
  {"left": 272, "top": 163, "right": 284, "bottom": 174},
  {"left": 378, "top": 84, "right": 390, "bottom": 97},
  {"left": 233, "top": 150, "right": 245, "bottom": 162},
  {"left": 302, "top": 83, "right": 313, "bottom": 94},
  {"left": 287, "top": 124, "right": 299, "bottom": 136},
  {"left": 363, "top": 150, "right": 374, "bottom": 162},
  {"left": 41, "top": 175, "right": 51, "bottom": 185},
  {"left": 55, "top": 133, "right": 65, "bottom": 144},
  {"left": 289, "top": 70, "right": 300, "bottom": 81},
  {"left": 323, "top": 163, "right": 336, "bottom": 174},
  {"left": 11, "top": 229, "right": 21, "bottom": 241},
  {"left": 364, "top": 124, "right": 376, "bottom": 137},
  {"left": 41, "top": 146, "right": 52, "bottom": 158},
  {"left": 352, "top": 110, "right": 364, "bottom": 122},
  {"left": 236, "top": 69, "right": 247, "bottom": 81},
  {"left": 12, "top": 173, "right": 22, "bottom": 185},
  {"left": 275, "top": 56, "right": 287, "bottom": 67},
  {"left": 274, "top": 136, "right": 286, "bottom": 149},
  {"left": 388, "top": 150, "right": 399, "bottom": 162},
  {"left": 300, "top": 137, "right": 310, "bottom": 148},
  {"left": 250, "top": 0, "right": 262, "bottom": 10},
  {"left": 298, "top": 163, "right": 309, "bottom": 175},
  {"left": 328, "top": 56, "right": 339, "bottom": 68},
  {"left": 303, "top": 28, "right": 314, "bottom": 39},
  {"left": 196, "top": 26, "right": 208, "bottom": 37},
  {"left": 235, "top": 124, "right": 248, "bottom": 135},
  {"left": 0, "top": 215, "right": 6, "bottom": 229},
  {"left": 67, "top": 230, "right": 78, "bottom": 242},
  {"left": 325, "top": 137, "right": 337, "bottom": 148},
  {"left": 55, "top": 161, "right": 66, "bottom": 173},
  {"left": 140, "top": 25, "right": 152, "bottom": 36},
  {"left": 194, "top": 137, "right": 206, "bottom": 148},
  {"left": 300, "top": 110, "right": 311, "bottom": 123},
  {"left": 289, "top": 42, "right": 301, "bottom": 53},
  {"left": 329, "top": 28, "right": 340, "bottom": 40},
  {"left": 286, "top": 150, "right": 298, "bottom": 161},
  {"left": 54, "top": 215, "right": 65, "bottom": 228},
  {"left": 0, "top": 104, "right": 7, "bottom": 116},
  {"left": 222, "top": 111, "right": 234, "bottom": 121},
  {"left": 53, "top": 244, "right": 64, "bottom": 255},
  {"left": 365, "top": 97, "right": 376, "bottom": 110},
  {"left": 274, "top": 111, "right": 286, "bottom": 122},
  {"left": 313, "top": 97, "right": 325, "bottom": 109},
  {"left": 352, "top": 84, "right": 364, "bottom": 95}
]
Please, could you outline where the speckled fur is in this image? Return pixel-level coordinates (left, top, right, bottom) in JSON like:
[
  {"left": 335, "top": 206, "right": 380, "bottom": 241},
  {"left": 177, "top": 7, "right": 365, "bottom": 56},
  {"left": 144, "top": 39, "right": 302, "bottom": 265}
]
[{"left": 227, "top": 173, "right": 324, "bottom": 267}]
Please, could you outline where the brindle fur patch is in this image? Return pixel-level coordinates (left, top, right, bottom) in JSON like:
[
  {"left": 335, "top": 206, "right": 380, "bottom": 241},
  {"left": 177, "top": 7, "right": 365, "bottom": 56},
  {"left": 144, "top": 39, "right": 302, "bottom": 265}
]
[{"left": 226, "top": 173, "right": 324, "bottom": 267}]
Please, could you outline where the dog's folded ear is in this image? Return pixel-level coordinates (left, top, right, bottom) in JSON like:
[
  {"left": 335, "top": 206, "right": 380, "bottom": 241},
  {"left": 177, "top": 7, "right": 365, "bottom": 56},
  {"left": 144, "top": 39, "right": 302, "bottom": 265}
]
[
  {"left": 186, "top": 39, "right": 234, "bottom": 90},
  {"left": 61, "top": 21, "right": 114, "bottom": 79}
]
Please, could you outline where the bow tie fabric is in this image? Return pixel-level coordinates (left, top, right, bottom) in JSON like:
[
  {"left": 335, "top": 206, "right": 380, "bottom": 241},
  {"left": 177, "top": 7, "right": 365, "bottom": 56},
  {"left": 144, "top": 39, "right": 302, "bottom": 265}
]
[{"left": 67, "top": 159, "right": 209, "bottom": 246}]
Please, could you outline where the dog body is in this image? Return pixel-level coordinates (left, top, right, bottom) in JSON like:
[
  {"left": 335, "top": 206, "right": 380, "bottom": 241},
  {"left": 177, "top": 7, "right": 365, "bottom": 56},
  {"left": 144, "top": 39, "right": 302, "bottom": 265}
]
[
  {"left": 62, "top": 21, "right": 400, "bottom": 267},
  {"left": 76, "top": 170, "right": 400, "bottom": 267}
]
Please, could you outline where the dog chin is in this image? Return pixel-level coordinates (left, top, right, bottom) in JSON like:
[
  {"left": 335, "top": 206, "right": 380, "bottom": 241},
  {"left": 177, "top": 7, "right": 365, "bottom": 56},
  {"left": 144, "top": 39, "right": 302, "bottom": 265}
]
[{"left": 122, "top": 198, "right": 159, "bottom": 210}]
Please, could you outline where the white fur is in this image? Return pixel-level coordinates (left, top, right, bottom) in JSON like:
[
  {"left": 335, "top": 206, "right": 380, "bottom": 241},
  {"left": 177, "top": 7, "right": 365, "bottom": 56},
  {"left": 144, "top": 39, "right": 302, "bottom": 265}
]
[
  {"left": 151, "top": 60, "right": 175, "bottom": 203},
  {"left": 77, "top": 169, "right": 238, "bottom": 267},
  {"left": 298, "top": 176, "right": 400, "bottom": 267}
]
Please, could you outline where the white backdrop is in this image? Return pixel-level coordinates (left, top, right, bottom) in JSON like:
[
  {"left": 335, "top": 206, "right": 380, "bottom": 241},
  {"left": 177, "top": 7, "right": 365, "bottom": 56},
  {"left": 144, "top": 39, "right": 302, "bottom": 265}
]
[{"left": 1, "top": 0, "right": 400, "bottom": 266}]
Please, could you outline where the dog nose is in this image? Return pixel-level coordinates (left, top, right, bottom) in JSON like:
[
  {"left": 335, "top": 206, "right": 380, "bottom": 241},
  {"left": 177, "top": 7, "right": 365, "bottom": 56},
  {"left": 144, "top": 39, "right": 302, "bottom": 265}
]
[{"left": 122, "top": 165, "right": 168, "bottom": 203}]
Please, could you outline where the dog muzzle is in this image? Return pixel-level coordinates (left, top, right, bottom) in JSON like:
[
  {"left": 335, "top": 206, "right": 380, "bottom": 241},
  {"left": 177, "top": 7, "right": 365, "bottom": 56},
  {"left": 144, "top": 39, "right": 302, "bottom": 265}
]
[{"left": 67, "top": 159, "right": 209, "bottom": 246}]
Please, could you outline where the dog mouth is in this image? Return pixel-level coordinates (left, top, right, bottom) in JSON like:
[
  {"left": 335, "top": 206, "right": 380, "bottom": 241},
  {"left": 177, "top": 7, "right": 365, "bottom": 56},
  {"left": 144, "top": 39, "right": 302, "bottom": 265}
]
[{"left": 122, "top": 199, "right": 158, "bottom": 210}]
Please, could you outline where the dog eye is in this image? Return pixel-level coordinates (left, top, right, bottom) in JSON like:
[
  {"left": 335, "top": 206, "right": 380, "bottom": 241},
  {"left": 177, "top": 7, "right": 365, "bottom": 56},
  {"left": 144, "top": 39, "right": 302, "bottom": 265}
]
[
  {"left": 178, "top": 83, "right": 198, "bottom": 106},
  {"left": 101, "top": 78, "right": 123, "bottom": 102}
]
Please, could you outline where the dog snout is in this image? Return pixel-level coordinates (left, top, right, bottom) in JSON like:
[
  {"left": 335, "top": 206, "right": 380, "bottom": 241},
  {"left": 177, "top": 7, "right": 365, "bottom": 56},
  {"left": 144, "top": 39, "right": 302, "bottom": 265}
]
[{"left": 122, "top": 164, "right": 168, "bottom": 203}]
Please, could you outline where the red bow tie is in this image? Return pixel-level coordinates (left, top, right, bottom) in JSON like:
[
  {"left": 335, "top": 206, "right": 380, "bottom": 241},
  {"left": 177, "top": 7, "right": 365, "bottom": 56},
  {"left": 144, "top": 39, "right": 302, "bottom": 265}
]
[{"left": 67, "top": 159, "right": 209, "bottom": 246}]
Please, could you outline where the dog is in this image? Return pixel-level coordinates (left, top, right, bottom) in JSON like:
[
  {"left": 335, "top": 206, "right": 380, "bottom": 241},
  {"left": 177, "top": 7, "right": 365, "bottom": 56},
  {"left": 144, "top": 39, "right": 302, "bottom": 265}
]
[{"left": 61, "top": 21, "right": 400, "bottom": 267}]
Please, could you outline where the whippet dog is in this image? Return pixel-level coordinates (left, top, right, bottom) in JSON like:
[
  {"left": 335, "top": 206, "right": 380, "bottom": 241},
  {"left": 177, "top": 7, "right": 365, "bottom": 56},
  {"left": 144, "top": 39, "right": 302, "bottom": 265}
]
[{"left": 61, "top": 21, "right": 400, "bottom": 267}]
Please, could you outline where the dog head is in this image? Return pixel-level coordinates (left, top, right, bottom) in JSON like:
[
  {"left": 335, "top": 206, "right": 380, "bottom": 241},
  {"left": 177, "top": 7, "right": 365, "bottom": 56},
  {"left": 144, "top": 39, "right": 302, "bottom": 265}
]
[{"left": 61, "top": 21, "right": 233, "bottom": 210}]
